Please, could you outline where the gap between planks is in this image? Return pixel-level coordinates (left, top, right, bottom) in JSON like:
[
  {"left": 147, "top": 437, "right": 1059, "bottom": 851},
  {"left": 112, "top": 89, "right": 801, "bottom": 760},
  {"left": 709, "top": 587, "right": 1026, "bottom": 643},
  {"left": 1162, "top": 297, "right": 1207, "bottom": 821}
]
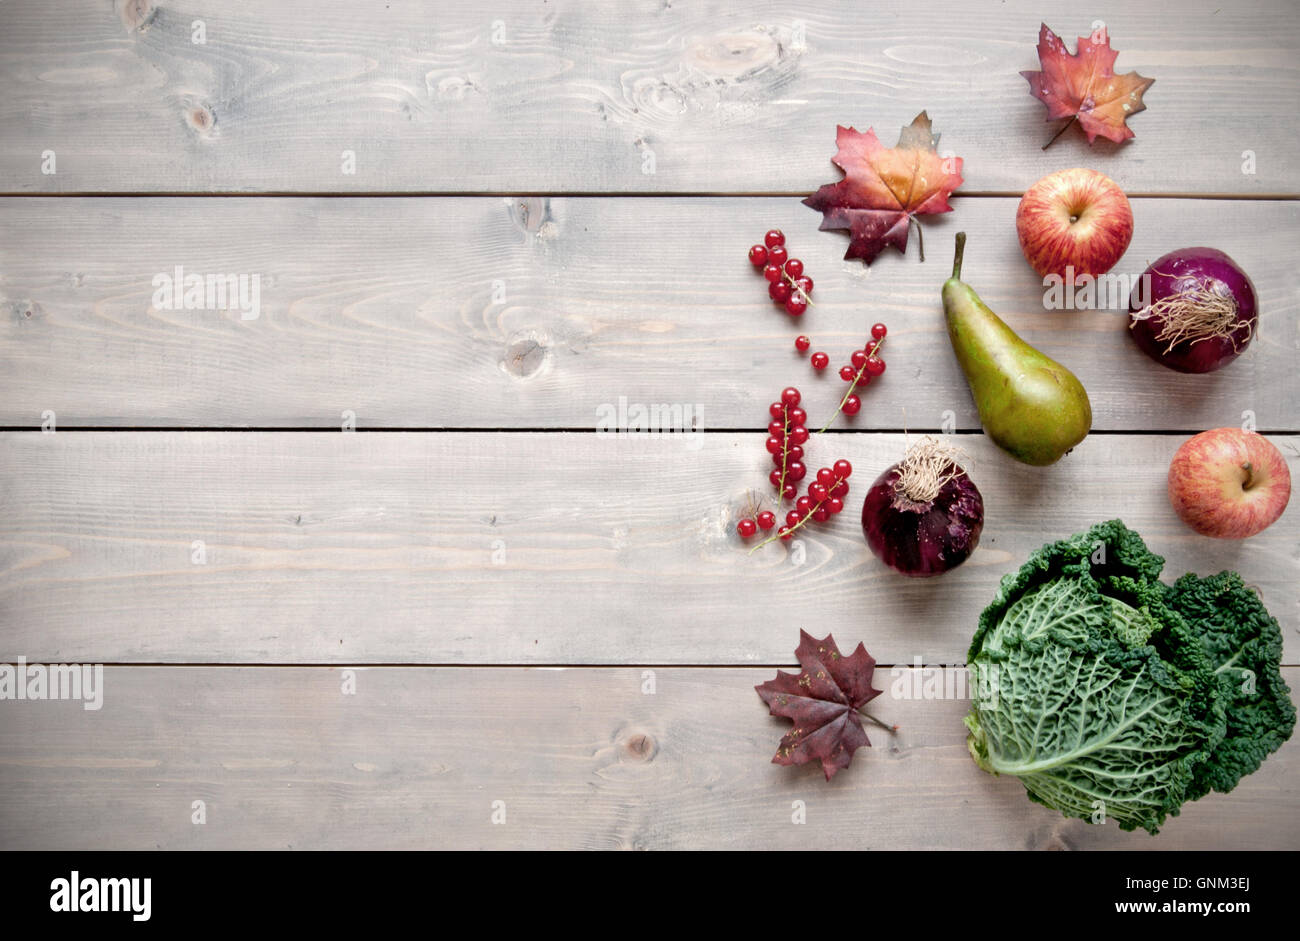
[{"left": 1, "top": 192, "right": 1297, "bottom": 200}]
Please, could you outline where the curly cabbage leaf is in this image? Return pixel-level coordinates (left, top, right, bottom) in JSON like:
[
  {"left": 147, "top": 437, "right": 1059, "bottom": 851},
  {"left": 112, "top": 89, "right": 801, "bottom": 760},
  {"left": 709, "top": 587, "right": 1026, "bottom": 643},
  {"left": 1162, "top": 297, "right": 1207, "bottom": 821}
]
[{"left": 965, "top": 520, "right": 1294, "bottom": 834}]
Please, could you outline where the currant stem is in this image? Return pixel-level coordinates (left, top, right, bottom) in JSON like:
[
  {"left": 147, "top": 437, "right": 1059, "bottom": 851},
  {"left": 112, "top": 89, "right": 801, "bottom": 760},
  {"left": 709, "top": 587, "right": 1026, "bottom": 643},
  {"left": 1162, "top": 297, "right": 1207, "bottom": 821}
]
[
  {"left": 774, "top": 411, "right": 790, "bottom": 510},
  {"left": 782, "top": 270, "right": 815, "bottom": 306},
  {"left": 1042, "top": 115, "right": 1077, "bottom": 150},
  {"left": 748, "top": 491, "right": 834, "bottom": 554},
  {"left": 816, "top": 335, "right": 885, "bottom": 435}
]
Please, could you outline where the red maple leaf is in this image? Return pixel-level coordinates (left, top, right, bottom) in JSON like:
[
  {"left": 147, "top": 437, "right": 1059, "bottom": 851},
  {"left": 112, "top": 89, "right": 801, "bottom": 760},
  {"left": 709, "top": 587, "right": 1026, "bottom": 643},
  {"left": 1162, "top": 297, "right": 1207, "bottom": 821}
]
[
  {"left": 755, "top": 631, "right": 885, "bottom": 780},
  {"left": 803, "top": 112, "right": 963, "bottom": 265},
  {"left": 1022, "top": 23, "right": 1155, "bottom": 147}
]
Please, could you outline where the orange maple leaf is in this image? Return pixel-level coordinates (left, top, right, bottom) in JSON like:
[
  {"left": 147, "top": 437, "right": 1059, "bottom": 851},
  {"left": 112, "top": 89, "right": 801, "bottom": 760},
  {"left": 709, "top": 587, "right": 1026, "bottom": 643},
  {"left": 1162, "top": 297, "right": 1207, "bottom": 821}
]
[
  {"left": 1022, "top": 23, "right": 1155, "bottom": 147},
  {"left": 803, "top": 111, "right": 964, "bottom": 265}
]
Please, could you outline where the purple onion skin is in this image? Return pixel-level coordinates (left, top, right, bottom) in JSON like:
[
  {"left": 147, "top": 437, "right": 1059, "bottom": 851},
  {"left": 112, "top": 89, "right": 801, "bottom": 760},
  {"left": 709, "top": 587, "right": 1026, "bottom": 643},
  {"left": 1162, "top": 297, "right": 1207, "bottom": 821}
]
[
  {"left": 1129, "top": 247, "right": 1257, "bottom": 374},
  {"left": 861, "top": 463, "right": 984, "bottom": 577}
]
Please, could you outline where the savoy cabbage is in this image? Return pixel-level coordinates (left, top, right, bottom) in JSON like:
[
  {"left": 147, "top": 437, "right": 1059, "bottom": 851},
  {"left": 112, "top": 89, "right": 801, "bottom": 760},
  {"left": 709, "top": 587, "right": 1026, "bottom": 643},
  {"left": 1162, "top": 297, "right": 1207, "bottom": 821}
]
[{"left": 965, "top": 520, "right": 1295, "bottom": 834}]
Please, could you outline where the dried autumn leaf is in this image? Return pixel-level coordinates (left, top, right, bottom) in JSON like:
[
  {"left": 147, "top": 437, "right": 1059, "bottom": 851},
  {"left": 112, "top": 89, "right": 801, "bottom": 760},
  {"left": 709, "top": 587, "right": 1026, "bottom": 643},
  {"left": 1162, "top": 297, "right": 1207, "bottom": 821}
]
[
  {"left": 803, "top": 112, "right": 963, "bottom": 265},
  {"left": 1022, "top": 23, "right": 1155, "bottom": 148},
  {"left": 755, "top": 630, "right": 884, "bottom": 780}
]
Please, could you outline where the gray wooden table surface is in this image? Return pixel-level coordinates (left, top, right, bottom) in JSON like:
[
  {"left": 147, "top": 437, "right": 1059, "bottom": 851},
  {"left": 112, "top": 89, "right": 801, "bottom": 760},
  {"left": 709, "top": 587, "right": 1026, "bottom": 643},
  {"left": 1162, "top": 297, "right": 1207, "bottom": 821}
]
[{"left": 1, "top": 0, "right": 1297, "bottom": 850}]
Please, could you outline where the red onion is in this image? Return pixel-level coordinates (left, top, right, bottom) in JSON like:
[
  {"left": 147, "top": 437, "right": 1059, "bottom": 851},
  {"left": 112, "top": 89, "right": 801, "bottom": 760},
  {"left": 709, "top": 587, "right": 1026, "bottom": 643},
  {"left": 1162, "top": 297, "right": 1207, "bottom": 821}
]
[
  {"left": 1128, "top": 247, "right": 1257, "bottom": 373},
  {"left": 861, "top": 438, "right": 983, "bottom": 577}
]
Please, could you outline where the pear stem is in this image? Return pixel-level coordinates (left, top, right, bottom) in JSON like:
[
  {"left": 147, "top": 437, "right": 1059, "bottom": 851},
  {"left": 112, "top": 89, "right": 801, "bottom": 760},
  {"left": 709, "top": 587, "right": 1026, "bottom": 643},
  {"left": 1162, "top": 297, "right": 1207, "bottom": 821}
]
[{"left": 951, "top": 232, "right": 966, "bottom": 280}]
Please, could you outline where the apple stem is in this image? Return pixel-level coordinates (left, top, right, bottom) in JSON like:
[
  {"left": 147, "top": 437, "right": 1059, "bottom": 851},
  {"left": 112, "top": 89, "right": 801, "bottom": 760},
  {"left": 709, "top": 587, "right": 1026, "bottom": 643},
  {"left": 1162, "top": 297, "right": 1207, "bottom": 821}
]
[
  {"left": 951, "top": 232, "right": 966, "bottom": 280},
  {"left": 1042, "top": 115, "right": 1077, "bottom": 150},
  {"left": 1241, "top": 462, "right": 1255, "bottom": 490}
]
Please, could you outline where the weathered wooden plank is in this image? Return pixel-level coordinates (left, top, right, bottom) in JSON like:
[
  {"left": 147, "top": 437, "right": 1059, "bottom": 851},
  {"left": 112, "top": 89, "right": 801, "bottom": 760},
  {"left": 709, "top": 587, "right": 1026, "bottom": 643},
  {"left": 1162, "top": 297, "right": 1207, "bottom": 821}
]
[
  {"left": 1, "top": 0, "right": 1296, "bottom": 194},
  {"left": 0, "top": 666, "right": 1294, "bottom": 849},
  {"left": 2, "top": 196, "right": 1296, "bottom": 430},
  {"left": 2, "top": 431, "right": 1296, "bottom": 665}
]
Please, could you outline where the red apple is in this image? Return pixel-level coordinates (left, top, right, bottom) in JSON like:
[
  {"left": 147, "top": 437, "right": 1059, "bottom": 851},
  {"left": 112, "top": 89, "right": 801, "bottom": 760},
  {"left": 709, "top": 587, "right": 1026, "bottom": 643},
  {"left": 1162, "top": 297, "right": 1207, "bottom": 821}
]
[
  {"left": 1016, "top": 168, "right": 1133, "bottom": 285},
  {"left": 1168, "top": 428, "right": 1291, "bottom": 538}
]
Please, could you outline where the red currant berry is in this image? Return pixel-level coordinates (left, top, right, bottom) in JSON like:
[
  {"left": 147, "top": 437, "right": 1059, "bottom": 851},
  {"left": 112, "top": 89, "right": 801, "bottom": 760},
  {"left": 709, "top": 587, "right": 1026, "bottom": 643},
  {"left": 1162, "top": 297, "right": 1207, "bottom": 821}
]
[
  {"left": 784, "top": 294, "right": 807, "bottom": 316},
  {"left": 810, "top": 352, "right": 829, "bottom": 370},
  {"left": 812, "top": 506, "right": 830, "bottom": 522},
  {"left": 808, "top": 482, "right": 828, "bottom": 503},
  {"left": 786, "top": 510, "right": 802, "bottom": 528},
  {"left": 781, "top": 387, "right": 801, "bottom": 407},
  {"left": 796, "top": 496, "right": 813, "bottom": 514},
  {"left": 842, "top": 394, "right": 861, "bottom": 416},
  {"left": 794, "top": 335, "right": 810, "bottom": 353},
  {"left": 765, "top": 435, "right": 782, "bottom": 454},
  {"left": 772, "top": 452, "right": 785, "bottom": 468},
  {"left": 768, "top": 245, "right": 788, "bottom": 267},
  {"left": 866, "top": 357, "right": 886, "bottom": 376},
  {"left": 763, "top": 263, "right": 782, "bottom": 283},
  {"left": 787, "top": 406, "right": 807, "bottom": 426},
  {"left": 787, "top": 441, "right": 805, "bottom": 459},
  {"left": 817, "top": 468, "right": 836, "bottom": 487},
  {"left": 768, "top": 419, "right": 784, "bottom": 437},
  {"left": 871, "top": 322, "right": 888, "bottom": 339},
  {"left": 765, "top": 230, "right": 785, "bottom": 249},
  {"left": 757, "top": 510, "right": 776, "bottom": 531},
  {"left": 749, "top": 245, "right": 768, "bottom": 267},
  {"left": 784, "top": 258, "right": 804, "bottom": 279},
  {"left": 795, "top": 276, "right": 813, "bottom": 295},
  {"left": 769, "top": 469, "right": 783, "bottom": 487},
  {"left": 737, "top": 518, "right": 757, "bottom": 538},
  {"left": 850, "top": 349, "right": 867, "bottom": 370},
  {"left": 779, "top": 527, "right": 793, "bottom": 541},
  {"left": 828, "top": 497, "right": 844, "bottom": 515},
  {"left": 769, "top": 402, "right": 785, "bottom": 419},
  {"left": 839, "top": 365, "right": 856, "bottom": 382},
  {"left": 782, "top": 483, "right": 797, "bottom": 500},
  {"left": 834, "top": 460, "right": 853, "bottom": 479},
  {"left": 788, "top": 425, "right": 809, "bottom": 445},
  {"left": 769, "top": 281, "right": 792, "bottom": 303},
  {"left": 830, "top": 479, "right": 848, "bottom": 498},
  {"left": 787, "top": 460, "right": 807, "bottom": 481}
]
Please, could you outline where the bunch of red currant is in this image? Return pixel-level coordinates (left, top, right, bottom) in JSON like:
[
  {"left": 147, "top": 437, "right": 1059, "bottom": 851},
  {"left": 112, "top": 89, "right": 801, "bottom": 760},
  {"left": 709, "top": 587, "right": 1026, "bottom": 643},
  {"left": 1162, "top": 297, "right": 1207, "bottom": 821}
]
[
  {"left": 827, "top": 323, "right": 888, "bottom": 420},
  {"left": 738, "top": 459, "right": 853, "bottom": 544},
  {"left": 748, "top": 230, "right": 813, "bottom": 317},
  {"left": 764, "top": 386, "right": 809, "bottom": 501}
]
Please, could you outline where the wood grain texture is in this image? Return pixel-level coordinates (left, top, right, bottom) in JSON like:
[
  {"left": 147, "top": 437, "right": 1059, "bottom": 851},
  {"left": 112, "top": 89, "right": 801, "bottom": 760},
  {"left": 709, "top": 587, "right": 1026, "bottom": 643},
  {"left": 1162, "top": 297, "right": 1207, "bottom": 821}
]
[
  {"left": 2, "top": 196, "right": 1297, "bottom": 430},
  {"left": 0, "top": 666, "right": 1294, "bottom": 850},
  {"left": 1, "top": 0, "right": 1296, "bottom": 194},
  {"left": 2, "top": 431, "right": 1296, "bottom": 665}
]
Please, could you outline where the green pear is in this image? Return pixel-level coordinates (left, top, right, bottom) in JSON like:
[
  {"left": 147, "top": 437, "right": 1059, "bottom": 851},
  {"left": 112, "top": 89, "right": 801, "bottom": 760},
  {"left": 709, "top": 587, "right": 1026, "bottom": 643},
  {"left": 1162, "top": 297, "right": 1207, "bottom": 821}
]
[{"left": 942, "top": 232, "right": 1091, "bottom": 466}]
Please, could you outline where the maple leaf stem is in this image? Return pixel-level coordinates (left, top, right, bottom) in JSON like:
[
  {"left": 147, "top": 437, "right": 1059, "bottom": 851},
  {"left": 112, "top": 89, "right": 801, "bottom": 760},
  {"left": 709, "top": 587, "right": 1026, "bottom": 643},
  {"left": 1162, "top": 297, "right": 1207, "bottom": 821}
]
[
  {"left": 1042, "top": 115, "right": 1078, "bottom": 150},
  {"left": 859, "top": 710, "right": 898, "bottom": 733},
  {"left": 909, "top": 216, "right": 925, "bottom": 262}
]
